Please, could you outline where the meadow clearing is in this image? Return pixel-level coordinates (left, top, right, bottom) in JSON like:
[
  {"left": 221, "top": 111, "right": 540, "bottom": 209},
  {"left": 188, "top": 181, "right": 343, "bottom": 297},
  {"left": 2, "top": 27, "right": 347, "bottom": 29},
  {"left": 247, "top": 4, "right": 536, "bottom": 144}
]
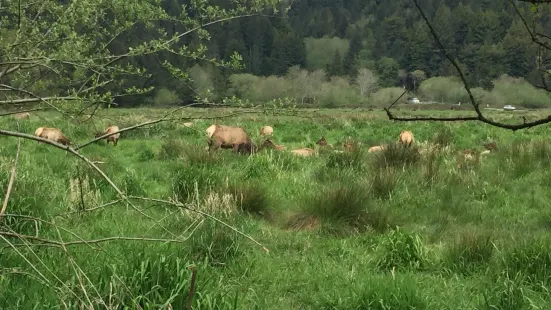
[{"left": 2, "top": 106, "right": 551, "bottom": 309}]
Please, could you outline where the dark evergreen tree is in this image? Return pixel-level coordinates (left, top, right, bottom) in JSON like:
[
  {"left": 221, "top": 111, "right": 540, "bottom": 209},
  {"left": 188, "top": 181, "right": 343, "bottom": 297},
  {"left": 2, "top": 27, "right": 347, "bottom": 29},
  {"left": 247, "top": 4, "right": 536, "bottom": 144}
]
[
  {"left": 343, "top": 32, "right": 363, "bottom": 77},
  {"left": 329, "top": 50, "right": 344, "bottom": 76}
]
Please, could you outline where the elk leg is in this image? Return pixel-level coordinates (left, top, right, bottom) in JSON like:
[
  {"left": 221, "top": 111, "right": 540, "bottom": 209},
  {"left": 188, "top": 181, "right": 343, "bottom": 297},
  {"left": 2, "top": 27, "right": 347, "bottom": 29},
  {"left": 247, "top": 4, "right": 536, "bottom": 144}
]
[{"left": 209, "top": 141, "right": 221, "bottom": 155}]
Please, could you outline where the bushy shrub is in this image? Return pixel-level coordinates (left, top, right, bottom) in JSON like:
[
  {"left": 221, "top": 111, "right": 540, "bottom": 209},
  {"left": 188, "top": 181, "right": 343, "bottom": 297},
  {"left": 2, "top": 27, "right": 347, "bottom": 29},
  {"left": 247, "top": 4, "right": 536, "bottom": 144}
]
[
  {"left": 491, "top": 74, "right": 551, "bottom": 108},
  {"left": 157, "top": 139, "right": 186, "bottom": 160},
  {"left": 431, "top": 126, "right": 454, "bottom": 148},
  {"left": 319, "top": 76, "right": 361, "bottom": 107},
  {"left": 369, "top": 87, "right": 407, "bottom": 107},
  {"left": 418, "top": 76, "right": 468, "bottom": 104},
  {"left": 151, "top": 87, "right": 180, "bottom": 106}
]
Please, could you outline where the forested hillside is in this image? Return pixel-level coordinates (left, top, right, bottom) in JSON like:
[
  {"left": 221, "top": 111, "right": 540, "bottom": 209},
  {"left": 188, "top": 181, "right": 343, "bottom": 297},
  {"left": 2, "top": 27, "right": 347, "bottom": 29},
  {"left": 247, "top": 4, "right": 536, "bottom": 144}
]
[
  {"left": 113, "top": 0, "right": 551, "bottom": 108},
  {"left": 3, "top": 0, "right": 550, "bottom": 108}
]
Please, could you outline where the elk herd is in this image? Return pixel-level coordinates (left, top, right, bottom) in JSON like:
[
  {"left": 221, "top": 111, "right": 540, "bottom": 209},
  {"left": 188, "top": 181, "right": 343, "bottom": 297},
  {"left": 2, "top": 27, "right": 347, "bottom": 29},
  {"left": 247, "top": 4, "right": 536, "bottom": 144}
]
[
  {"left": 204, "top": 123, "right": 498, "bottom": 169},
  {"left": 14, "top": 111, "right": 497, "bottom": 168}
]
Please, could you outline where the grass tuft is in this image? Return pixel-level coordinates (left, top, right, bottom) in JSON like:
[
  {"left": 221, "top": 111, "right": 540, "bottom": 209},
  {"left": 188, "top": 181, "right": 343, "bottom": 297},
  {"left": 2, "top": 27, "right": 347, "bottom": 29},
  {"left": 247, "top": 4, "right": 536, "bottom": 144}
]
[
  {"left": 444, "top": 229, "right": 494, "bottom": 275},
  {"left": 431, "top": 126, "right": 454, "bottom": 148},
  {"left": 226, "top": 182, "right": 271, "bottom": 219},
  {"left": 370, "top": 167, "right": 398, "bottom": 200},
  {"left": 289, "top": 183, "right": 394, "bottom": 235},
  {"left": 376, "top": 228, "right": 427, "bottom": 271},
  {"left": 499, "top": 236, "right": 551, "bottom": 290},
  {"left": 373, "top": 142, "right": 420, "bottom": 169},
  {"left": 325, "top": 147, "right": 366, "bottom": 171}
]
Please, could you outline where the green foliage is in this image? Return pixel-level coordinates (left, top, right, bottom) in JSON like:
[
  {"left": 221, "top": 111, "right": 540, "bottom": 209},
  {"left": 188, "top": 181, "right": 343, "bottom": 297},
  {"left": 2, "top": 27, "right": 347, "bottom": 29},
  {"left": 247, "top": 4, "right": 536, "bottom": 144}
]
[
  {"left": 419, "top": 77, "right": 469, "bottom": 103},
  {"left": 490, "top": 75, "right": 551, "bottom": 108},
  {"left": 481, "top": 276, "right": 529, "bottom": 310},
  {"left": 499, "top": 237, "right": 551, "bottom": 289},
  {"left": 370, "top": 87, "right": 406, "bottom": 107},
  {"left": 314, "top": 275, "right": 429, "bottom": 309},
  {"left": 325, "top": 148, "right": 366, "bottom": 171},
  {"left": 158, "top": 139, "right": 187, "bottom": 160},
  {"left": 431, "top": 126, "right": 454, "bottom": 148},
  {"left": 0, "top": 0, "right": 279, "bottom": 109},
  {"left": 319, "top": 77, "right": 360, "bottom": 107},
  {"left": 376, "top": 57, "right": 400, "bottom": 87},
  {"left": 304, "top": 36, "right": 350, "bottom": 70},
  {"left": 150, "top": 87, "right": 180, "bottom": 106},
  {"left": 172, "top": 165, "right": 219, "bottom": 202},
  {"left": 371, "top": 167, "right": 399, "bottom": 200}
]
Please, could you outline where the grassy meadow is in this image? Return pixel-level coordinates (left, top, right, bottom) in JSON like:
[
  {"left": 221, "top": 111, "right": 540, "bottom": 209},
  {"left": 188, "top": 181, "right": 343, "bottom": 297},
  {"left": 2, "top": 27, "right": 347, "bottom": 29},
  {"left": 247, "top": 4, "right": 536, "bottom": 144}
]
[{"left": 3, "top": 106, "right": 551, "bottom": 309}]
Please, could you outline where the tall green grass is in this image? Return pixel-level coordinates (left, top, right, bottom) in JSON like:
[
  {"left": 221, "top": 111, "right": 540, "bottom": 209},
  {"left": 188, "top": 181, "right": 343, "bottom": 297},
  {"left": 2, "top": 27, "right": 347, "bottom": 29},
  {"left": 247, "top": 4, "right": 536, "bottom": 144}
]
[{"left": 2, "top": 107, "right": 551, "bottom": 309}]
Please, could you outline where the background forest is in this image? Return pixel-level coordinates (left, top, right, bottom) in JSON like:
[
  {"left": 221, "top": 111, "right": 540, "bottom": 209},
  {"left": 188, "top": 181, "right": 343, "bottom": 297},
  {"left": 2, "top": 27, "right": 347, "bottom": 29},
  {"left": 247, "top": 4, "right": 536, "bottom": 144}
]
[{"left": 98, "top": 0, "right": 551, "bottom": 109}]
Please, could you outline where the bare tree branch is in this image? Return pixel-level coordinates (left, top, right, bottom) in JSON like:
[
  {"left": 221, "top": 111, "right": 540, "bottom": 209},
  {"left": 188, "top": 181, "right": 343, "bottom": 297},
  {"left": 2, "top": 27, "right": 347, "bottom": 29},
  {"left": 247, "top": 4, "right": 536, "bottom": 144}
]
[
  {"left": 1, "top": 232, "right": 188, "bottom": 248},
  {"left": 0, "top": 96, "right": 80, "bottom": 105},
  {"left": 0, "top": 108, "right": 45, "bottom": 117}
]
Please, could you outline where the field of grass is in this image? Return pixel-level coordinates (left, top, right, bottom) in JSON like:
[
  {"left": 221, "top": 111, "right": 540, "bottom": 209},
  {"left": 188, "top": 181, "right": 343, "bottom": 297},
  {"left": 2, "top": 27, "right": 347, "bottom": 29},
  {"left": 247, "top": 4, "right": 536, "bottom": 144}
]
[{"left": 2, "top": 106, "right": 551, "bottom": 309}]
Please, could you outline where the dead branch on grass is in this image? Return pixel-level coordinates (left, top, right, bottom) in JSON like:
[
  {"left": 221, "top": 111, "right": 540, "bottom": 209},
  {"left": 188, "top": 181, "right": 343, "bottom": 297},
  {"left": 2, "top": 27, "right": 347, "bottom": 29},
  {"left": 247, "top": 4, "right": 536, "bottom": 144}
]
[
  {"left": 128, "top": 196, "right": 270, "bottom": 253},
  {"left": 186, "top": 265, "right": 198, "bottom": 310},
  {"left": 0, "top": 131, "right": 21, "bottom": 218}
]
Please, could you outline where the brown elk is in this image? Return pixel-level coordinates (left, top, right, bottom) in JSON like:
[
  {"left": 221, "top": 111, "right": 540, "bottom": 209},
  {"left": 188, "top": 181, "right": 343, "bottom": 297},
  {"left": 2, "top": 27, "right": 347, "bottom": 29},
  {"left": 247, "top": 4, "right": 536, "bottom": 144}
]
[
  {"left": 95, "top": 125, "right": 121, "bottom": 146},
  {"left": 208, "top": 125, "right": 256, "bottom": 155},
  {"left": 399, "top": 130, "right": 414, "bottom": 146},
  {"left": 34, "top": 127, "right": 72, "bottom": 146}
]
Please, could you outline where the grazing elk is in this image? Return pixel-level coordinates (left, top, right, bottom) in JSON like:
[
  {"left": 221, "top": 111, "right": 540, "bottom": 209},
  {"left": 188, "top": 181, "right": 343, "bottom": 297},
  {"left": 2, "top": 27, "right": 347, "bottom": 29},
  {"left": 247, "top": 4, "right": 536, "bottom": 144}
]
[
  {"left": 34, "top": 127, "right": 72, "bottom": 146},
  {"left": 95, "top": 125, "right": 121, "bottom": 146},
  {"left": 208, "top": 125, "right": 256, "bottom": 155},
  {"left": 399, "top": 130, "right": 414, "bottom": 146},
  {"left": 260, "top": 126, "right": 274, "bottom": 136}
]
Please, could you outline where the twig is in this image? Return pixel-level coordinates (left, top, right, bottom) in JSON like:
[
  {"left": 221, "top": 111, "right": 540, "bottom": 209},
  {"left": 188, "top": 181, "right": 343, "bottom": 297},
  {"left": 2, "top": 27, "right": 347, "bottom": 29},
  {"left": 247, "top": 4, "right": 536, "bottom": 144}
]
[
  {"left": 0, "top": 126, "right": 21, "bottom": 218},
  {"left": 1, "top": 232, "right": 187, "bottom": 248},
  {"left": 0, "top": 107, "right": 45, "bottom": 117},
  {"left": 54, "top": 199, "right": 123, "bottom": 217},
  {"left": 186, "top": 265, "right": 198, "bottom": 310}
]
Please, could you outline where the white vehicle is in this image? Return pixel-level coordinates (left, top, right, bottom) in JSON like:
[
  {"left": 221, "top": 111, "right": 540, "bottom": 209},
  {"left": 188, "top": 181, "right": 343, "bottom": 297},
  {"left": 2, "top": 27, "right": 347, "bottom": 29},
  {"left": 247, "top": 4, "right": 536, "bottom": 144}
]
[
  {"left": 408, "top": 97, "right": 420, "bottom": 104},
  {"left": 503, "top": 105, "right": 516, "bottom": 111}
]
